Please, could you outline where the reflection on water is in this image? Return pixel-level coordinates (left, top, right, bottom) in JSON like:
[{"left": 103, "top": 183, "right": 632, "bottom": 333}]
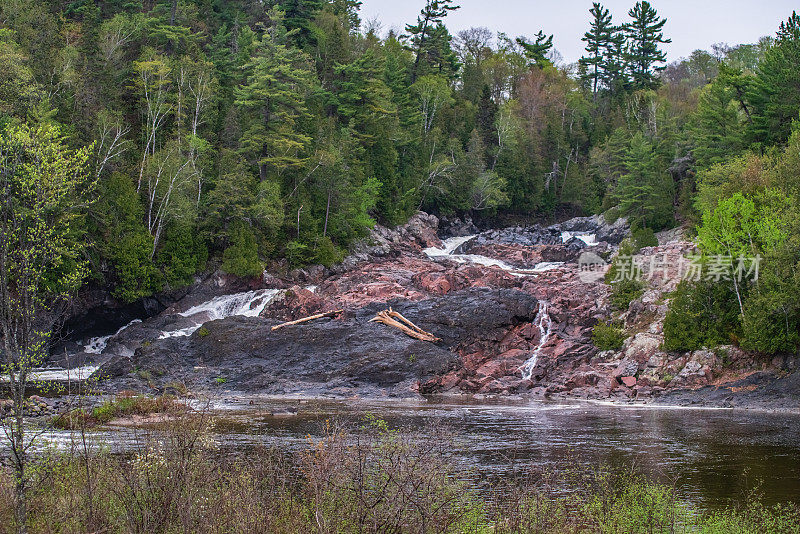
[
  {"left": 205, "top": 397, "right": 800, "bottom": 511},
  {"left": 33, "top": 396, "right": 800, "bottom": 511}
]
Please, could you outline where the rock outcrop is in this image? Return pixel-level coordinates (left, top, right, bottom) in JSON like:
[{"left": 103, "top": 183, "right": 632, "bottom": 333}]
[
  {"left": 53, "top": 211, "right": 798, "bottom": 409},
  {"left": 100, "top": 288, "right": 540, "bottom": 397}
]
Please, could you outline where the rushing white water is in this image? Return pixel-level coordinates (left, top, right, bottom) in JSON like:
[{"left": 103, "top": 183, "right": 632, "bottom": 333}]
[
  {"left": 561, "top": 231, "right": 598, "bottom": 246},
  {"left": 158, "top": 289, "right": 282, "bottom": 339},
  {"left": 519, "top": 302, "right": 553, "bottom": 380},
  {"left": 0, "top": 365, "right": 100, "bottom": 383},
  {"left": 84, "top": 319, "right": 143, "bottom": 354},
  {"left": 423, "top": 236, "right": 564, "bottom": 274}
]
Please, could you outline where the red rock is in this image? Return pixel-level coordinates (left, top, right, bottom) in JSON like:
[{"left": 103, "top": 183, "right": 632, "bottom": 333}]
[{"left": 620, "top": 376, "right": 637, "bottom": 387}]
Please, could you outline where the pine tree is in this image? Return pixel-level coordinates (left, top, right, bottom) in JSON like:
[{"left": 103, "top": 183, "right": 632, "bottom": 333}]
[
  {"left": 748, "top": 11, "right": 800, "bottom": 146},
  {"left": 579, "top": 3, "right": 614, "bottom": 97},
  {"left": 404, "top": 0, "right": 460, "bottom": 83},
  {"left": 515, "top": 30, "right": 553, "bottom": 68},
  {"left": 616, "top": 132, "right": 674, "bottom": 229},
  {"left": 624, "top": 1, "right": 671, "bottom": 90},
  {"left": 235, "top": 13, "right": 317, "bottom": 181},
  {"left": 603, "top": 28, "right": 630, "bottom": 95}
]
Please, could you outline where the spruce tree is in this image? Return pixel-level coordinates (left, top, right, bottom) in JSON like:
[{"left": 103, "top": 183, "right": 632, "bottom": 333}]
[
  {"left": 691, "top": 77, "right": 745, "bottom": 169},
  {"left": 278, "top": 0, "right": 324, "bottom": 49},
  {"left": 624, "top": 1, "right": 671, "bottom": 90}
]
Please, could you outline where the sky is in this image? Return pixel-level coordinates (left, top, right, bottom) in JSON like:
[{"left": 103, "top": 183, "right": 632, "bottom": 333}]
[{"left": 358, "top": 0, "right": 799, "bottom": 64}]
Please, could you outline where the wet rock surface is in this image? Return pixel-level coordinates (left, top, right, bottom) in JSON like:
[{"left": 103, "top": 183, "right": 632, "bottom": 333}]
[
  {"left": 100, "top": 288, "right": 539, "bottom": 397},
  {"left": 41, "top": 211, "right": 800, "bottom": 410}
]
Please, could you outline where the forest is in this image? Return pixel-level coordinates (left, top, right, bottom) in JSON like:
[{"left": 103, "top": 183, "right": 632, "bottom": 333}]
[{"left": 1, "top": 0, "right": 799, "bottom": 355}]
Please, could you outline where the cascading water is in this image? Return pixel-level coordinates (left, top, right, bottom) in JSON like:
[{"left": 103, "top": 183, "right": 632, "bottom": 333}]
[
  {"left": 159, "top": 289, "right": 282, "bottom": 339},
  {"left": 561, "top": 231, "right": 597, "bottom": 246},
  {"left": 423, "top": 236, "right": 564, "bottom": 274},
  {"left": 84, "top": 319, "right": 143, "bottom": 354},
  {"left": 519, "top": 301, "right": 553, "bottom": 380}
]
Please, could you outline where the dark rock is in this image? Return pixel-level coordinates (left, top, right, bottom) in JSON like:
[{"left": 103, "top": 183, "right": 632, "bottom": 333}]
[{"left": 100, "top": 288, "right": 539, "bottom": 397}]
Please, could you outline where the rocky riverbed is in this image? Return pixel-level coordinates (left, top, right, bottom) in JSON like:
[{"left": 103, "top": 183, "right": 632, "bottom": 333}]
[{"left": 28, "top": 212, "right": 800, "bottom": 411}]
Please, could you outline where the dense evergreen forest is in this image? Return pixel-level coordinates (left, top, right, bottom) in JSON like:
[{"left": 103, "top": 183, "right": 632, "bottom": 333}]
[{"left": 1, "top": 1, "right": 799, "bottom": 354}]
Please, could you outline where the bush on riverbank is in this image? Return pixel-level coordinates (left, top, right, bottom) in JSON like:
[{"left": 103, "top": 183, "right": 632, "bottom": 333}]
[{"left": 2, "top": 412, "right": 799, "bottom": 533}]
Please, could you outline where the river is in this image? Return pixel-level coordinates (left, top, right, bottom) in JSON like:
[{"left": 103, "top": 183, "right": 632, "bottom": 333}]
[{"left": 174, "top": 396, "right": 800, "bottom": 511}]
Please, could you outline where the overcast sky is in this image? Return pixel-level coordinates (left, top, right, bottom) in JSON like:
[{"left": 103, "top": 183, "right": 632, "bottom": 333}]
[{"left": 359, "top": 0, "right": 798, "bottom": 64}]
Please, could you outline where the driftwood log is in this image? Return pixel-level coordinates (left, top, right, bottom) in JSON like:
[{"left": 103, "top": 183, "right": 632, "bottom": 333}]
[
  {"left": 270, "top": 309, "right": 343, "bottom": 331},
  {"left": 369, "top": 308, "right": 440, "bottom": 342}
]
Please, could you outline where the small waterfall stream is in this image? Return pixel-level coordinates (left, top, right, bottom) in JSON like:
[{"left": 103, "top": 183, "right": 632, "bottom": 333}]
[
  {"left": 423, "top": 236, "right": 564, "bottom": 273},
  {"left": 84, "top": 319, "right": 143, "bottom": 355},
  {"left": 159, "top": 289, "right": 282, "bottom": 339},
  {"left": 519, "top": 301, "right": 553, "bottom": 380}
]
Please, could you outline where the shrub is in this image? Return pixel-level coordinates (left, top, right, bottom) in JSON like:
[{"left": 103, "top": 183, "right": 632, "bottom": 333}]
[
  {"left": 52, "top": 395, "right": 184, "bottom": 430},
  {"left": 632, "top": 226, "right": 658, "bottom": 249},
  {"left": 592, "top": 321, "right": 627, "bottom": 351},
  {"left": 663, "top": 280, "right": 741, "bottom": 352},
  {"left": 610, "top": 278, "right": 646, "bottom": 311},
  {"left": 311, "top": 235, "right": 344, "bottom": 267}
]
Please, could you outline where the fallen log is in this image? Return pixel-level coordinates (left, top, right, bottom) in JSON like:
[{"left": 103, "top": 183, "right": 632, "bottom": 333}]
[
  {"left": 369, "top": 308, "right": 441, "bottom": 343},
  {"left": 271, "top": 309, "right": 343, "bottom": 331}
]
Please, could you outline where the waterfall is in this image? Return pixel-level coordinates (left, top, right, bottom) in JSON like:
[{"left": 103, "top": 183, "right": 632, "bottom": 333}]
[
  {"left": 519, "top": 301, "right": 553, "bottom": 380},
  {"left": 561, "top": 231, "right": 597, "bottom": 246},
  {"left": 84, "top": 318, "right": 143, "bottom": 354},
  {"left": 159, "top": 289, "right": 282, "bottom": 339},
  {"left": 423, "top": 236, "right": 563, "bottom": 274}
]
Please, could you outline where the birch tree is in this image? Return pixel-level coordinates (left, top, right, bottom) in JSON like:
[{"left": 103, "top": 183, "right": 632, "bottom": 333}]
[{"left": 0, "top": 122, "right": 93, "bottom": 533}]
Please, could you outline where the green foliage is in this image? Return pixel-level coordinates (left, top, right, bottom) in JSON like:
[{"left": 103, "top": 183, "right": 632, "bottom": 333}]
[
  {"left": 663, "top": 280, "right": 741, "bottom": 352},
  {"left": 610, "top": 278, "right": 646, "bottom": 311},
  {"left": 221, "top": 222, "right": 262, "bottom": 278},
  {"left": 52, "top": 394, "right": 183, "bottom": 430},
  {"left": 624, "top": 1, "right": 671, "bottom": 90},
  {"left": 691, "top": 74, "right": 746, "bottom": 170},
  {"left": 235, "top": 10, "right": 317, "bottom": 180},
  {"left": 592, "top": 321, "right": 627, "bottom": 351},
  {"left": 632, "top": 226, "right": 658, "bottom": 248},
  {"left": 748, "top": 12, "right": 800, "bottom": 146},
  {"left": 156, "top": 222, "right": 206, "bottom": 288},
  {"left": 614, "top": 132, "right": 674, "bottom": 230},
  {"left": 95, "top": 172, "right": 163, "bottom": 302}
]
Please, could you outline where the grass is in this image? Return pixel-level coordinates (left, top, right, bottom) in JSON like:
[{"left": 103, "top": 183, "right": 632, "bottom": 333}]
[
  {"left": 52, "top": 393, "right": 185, "bottom": 430},
  {"left": 4, "top": 413, "right": 799, "bottom": 533}
]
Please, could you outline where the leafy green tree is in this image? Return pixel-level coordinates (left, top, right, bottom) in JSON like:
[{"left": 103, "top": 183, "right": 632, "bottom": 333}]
[
  {"left": 624, "top": 1, "right": 671, "bottom": 90},
  {"left": 0, "top": 122, "right": 93, "bottom": 531},
  {"left": 0, "top": 30, "right": 41, "bottom": 119},
  {"left": 697, "top": 190, "right": 792, "bottom": 319}
]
